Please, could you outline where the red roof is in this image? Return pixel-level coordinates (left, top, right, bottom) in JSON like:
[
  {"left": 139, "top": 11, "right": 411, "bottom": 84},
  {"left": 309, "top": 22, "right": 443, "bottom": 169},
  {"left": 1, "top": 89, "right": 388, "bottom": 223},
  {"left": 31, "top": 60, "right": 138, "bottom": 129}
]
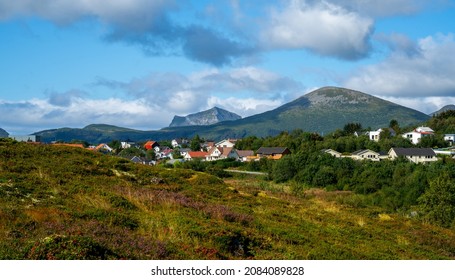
[
  {"left": 187, "top": 151, "right": 208, "bottom": 158},
  {"left": 144, "top": 140, "right": 158, "bottom": 150}
]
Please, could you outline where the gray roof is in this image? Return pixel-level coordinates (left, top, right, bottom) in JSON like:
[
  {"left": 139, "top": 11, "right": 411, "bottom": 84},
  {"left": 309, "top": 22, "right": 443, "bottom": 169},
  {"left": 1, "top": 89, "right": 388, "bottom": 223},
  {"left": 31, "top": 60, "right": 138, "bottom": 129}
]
[
  {"left": 391, "top": 148, "right": 436, "bottom": 157},
  {"left": 256, "top": 147, "right": 290, "bottom": 155}
]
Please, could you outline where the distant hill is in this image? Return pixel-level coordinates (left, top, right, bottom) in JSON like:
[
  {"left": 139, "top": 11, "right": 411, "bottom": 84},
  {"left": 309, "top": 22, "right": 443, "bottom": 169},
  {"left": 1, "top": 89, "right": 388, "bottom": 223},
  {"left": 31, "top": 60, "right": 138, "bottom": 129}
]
[
  {"left": 169, "top": 107, "right": 241, "bottom": 127},
  {"left": 0, "top": 128, "right": 8, "bottom": 138},
  {"left": 34, "top": 87, "right": 431, "bottom": 142},
  {"left": 431, "top": 105, "right": 455, "bottom": 116}
]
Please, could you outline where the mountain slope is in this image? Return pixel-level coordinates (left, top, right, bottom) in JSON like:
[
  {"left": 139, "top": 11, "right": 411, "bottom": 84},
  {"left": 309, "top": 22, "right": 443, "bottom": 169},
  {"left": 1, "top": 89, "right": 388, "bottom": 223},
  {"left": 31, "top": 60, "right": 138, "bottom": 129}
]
[
  {"left": 194, "top": 86, "right": 430, "bottom": 138},
  {"left": 0, "top": 128, "right": 8, "bottom": 138},
  {"left": 169, "top": 107, "right": 241, "bottom": 127},
  {"left": 431, "top": 105, "right": 455, "bottom": 116}
]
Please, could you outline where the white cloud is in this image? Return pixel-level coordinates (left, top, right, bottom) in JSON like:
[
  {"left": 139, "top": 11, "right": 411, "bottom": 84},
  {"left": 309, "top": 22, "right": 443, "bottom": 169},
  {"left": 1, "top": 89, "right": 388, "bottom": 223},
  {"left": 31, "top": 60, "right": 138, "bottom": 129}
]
[
  {"left": 327, "top": 0, "right": 436, "bottom": 17},
  {"left": 261, "top": 0, "right": 374, "bottom": 59},
  {"left": 344, "top": 33, "right": 455, "bottom": 97},
  {"left": 343, "top": 33, "right": 455, "bottom": 114},
  {"left": 97, "top": 66, "right": 303, "bottom": 114},
  {"left": 0, "top": 97, "right": 171, "bottom": 134},
  {"left": 376, "top": 96, "right": 455, "bottom": 115},
  {"left": 0, "top": 0, "right": 172, "bottom": 29}
]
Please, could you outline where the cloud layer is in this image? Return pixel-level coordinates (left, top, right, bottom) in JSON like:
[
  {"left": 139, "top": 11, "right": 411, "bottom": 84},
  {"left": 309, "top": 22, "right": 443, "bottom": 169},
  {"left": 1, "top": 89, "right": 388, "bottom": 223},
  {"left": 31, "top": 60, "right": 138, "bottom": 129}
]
[
  {"left": 344, "top": 33, "right": 455, "bottom": 113},
  {"left": 1, "top": 67, "right": 304, "bottom": 134}
]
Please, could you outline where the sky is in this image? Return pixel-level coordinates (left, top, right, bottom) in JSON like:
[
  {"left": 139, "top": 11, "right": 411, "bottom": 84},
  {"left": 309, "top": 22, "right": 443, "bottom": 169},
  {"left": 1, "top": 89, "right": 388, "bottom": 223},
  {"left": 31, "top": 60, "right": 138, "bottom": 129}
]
[{"left": 1, "top": 0, "right": 455, "bottom": 135}]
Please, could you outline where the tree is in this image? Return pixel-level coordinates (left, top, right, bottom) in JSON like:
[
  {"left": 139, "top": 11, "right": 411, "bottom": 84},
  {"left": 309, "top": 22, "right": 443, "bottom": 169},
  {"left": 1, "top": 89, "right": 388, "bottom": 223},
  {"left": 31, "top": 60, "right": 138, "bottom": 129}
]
[
  {"left": 190, "top": 135, "right": 202, "bottom": 151},
  {"left": 418, "top": 174, "right": 455, "bottom": 227},
  {"left": 343, "top": 123, "right": 362, "bottom": 135}
]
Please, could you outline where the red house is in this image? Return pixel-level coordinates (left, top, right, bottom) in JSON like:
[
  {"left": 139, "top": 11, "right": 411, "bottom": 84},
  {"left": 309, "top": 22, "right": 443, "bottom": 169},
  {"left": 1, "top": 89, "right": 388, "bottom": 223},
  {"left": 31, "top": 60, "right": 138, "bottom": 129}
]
[{"left": 144, "top": 140, "right": 159, "bottom": 150}]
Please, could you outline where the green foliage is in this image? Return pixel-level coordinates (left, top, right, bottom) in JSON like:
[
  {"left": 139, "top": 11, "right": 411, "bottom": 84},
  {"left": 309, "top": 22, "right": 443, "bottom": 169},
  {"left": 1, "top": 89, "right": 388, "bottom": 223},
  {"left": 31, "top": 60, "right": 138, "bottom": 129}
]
[{"left": 418, "top": 174, "right": 455, "bottom": 227}]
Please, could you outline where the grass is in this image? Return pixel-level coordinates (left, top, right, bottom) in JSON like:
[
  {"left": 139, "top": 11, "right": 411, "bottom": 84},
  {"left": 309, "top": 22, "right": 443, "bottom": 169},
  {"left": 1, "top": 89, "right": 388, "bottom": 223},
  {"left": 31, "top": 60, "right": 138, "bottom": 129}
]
[{"left": 0, "top": 139, "right": 454, "bottom": 259}]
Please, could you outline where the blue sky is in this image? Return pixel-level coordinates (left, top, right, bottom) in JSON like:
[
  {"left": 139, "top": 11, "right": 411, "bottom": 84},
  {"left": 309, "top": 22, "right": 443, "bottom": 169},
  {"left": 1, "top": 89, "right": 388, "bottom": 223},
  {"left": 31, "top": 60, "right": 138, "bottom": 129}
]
[{"left": 1, "top": 0, "right": 455, "bottom": 134}]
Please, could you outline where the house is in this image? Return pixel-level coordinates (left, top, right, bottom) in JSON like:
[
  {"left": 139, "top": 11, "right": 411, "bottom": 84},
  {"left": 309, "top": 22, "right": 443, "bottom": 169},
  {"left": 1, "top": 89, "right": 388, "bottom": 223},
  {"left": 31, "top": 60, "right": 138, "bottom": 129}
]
[
  {"left": 215, "top": 139, "right": 237, "bottom": 148},
  {"left": 236, "top": 150, "right": 254, "bottom": 162},
  {"left": 201, "top": 141, "right": 215, "bottom": 151},
  {"left": 402, "top": 127, "right": 434, "bottom": 145},
  {"left": 178, "top": 148, "right": 191, "bottom": 157},
  {"left": 206, "top": 146, "right": 223, "bottom": 161},
  {"left": 444, "top": 134, "right": 455, "bottom": 146},
  {"left": 322, "top": 149, "right": 342, "bottom": 158},
  {"left": 121, "top": 140, "right": 136, "bottom": 149},
  {"left": 206, "top": 147, "right": 239, "bottom": 161},
  {"left": 156, "top": 147, "right": 173, "bottom": 160},
  {"left": 350, "top": 149, "right": 381, "bottom": 161},
  {"left": 184, "top": 151, "right": 208, "bottom": 161},
  {"left": 256, "top": 147, "right": 291, "bottom": 160},
  {"left": 171, "top": 138, "right": 189, "bottom": 148},
  {"left": 388, "top": 148, "right": 438, "bottom": 164},
  {"left": 144, "top": 140, "right": 159, "bottom": 151},
  {"left": 94, "top": 143, "right": 113, "bottom": 153},
  {"left": 130, "top": 156, "right": 155, "bottom": 165},
  {"left": 366, "top": 128, "right": 396, "bottom": 142}
]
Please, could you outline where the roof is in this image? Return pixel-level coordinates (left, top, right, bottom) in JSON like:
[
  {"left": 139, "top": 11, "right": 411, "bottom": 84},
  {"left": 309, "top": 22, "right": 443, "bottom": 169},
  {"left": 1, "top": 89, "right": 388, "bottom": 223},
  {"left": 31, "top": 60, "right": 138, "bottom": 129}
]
[
  {"left": 221, "top": 147, "right": 234, "bottom": 157},
  {"left": 187, "top": 151, "right": 208, "bottom": 158},
  {"left": 237, "top": 150, "right": 254, "bottom": 157},
  {"left": 256, "top": 147, "right": 290, "bottom": 155},
  {"left": 352, "top": 149, "right": 379, "bottom": 156},
  {"left": 390, "top": 148, "right": 436, "bottom": 157}
]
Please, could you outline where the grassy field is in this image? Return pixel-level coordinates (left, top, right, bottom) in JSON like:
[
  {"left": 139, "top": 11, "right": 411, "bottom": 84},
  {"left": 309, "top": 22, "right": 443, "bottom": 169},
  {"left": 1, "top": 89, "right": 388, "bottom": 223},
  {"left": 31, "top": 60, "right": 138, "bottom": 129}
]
[{"left": 0, "top": 139, "right": 454, "bottom": 259}]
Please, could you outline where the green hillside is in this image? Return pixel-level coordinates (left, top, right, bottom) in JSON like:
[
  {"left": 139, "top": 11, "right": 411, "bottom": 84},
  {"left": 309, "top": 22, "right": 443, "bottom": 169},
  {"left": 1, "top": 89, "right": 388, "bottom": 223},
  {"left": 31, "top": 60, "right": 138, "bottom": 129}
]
[{"left": 1, "top": 139, "right": 454, "bottom": 260}]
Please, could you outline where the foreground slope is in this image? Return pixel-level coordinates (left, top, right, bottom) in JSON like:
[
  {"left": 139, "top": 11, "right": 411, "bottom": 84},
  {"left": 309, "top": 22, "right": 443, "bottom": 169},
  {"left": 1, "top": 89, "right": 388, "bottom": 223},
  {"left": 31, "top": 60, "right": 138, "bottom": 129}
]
[{"left": 1, "top": 139, "right": 454, "bottom": 260}]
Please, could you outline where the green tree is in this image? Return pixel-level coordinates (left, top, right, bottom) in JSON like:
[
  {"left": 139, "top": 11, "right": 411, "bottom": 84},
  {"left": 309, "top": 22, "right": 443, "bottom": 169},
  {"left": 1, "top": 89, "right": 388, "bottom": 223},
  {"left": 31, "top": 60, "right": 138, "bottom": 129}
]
[
  {"left": 418, "top": 174, "right": 455, "bottom": 227},
  {"left": 190, "top": 135, "right": 202, "bottom": 151},
  {"left": 343, "top": 122, "right": 362, "bottom": 135}
]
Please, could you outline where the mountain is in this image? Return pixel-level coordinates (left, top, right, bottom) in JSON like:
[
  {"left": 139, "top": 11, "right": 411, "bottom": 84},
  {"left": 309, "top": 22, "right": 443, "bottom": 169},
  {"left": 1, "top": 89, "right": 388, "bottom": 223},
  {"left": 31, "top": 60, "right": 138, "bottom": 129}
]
[
  {"left": 430, "top": 105, "right": 455, "bottom": 116},
  {"left": 169, "top": 107, "right": 241, "bottom": 127},
  {"left": 190, "top": 86, "right": 430, "bottom": 138},
  {"left": 0, "top": 128, "right": 8, "bottom": 138},
  {"left": 34, "top": 87, "right": 431, "bottom": 142}
]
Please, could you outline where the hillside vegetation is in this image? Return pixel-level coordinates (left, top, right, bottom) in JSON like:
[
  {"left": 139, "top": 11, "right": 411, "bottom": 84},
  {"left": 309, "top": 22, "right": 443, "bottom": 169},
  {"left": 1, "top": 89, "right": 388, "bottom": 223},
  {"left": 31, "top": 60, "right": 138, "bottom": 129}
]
[{"left": 1, "top": 139, "right": 454, "bottom": 259}]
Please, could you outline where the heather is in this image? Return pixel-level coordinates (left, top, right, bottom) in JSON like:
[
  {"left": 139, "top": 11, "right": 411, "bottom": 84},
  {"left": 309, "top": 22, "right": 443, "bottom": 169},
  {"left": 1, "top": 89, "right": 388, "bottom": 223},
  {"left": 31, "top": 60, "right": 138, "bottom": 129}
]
[{"left": 1, "top": 138, "right": 454, "bottom": 259}]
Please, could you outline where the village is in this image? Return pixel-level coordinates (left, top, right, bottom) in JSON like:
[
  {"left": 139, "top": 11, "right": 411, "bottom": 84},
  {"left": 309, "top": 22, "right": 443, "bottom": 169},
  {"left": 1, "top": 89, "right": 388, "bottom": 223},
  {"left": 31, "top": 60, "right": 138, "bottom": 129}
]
[{"left": 4, "top": 125, "right": 455, "bottom": 166}]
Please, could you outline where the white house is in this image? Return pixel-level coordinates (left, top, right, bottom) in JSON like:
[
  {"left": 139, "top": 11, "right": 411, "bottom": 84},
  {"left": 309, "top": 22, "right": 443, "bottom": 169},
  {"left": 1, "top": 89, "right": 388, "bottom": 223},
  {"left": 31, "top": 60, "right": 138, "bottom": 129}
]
[
  {"left": 206, "top": 147, "right": 239, "bottom": 161},
  {"left": 215, "top": 139, "right": 236, "bottom": 148},
  {"left": 322, "top": 149, "right": 342, "bottom": 158},
  {"left": 350, "top": 149, "right": 381, "bottom": 161},
  {"left": 366, "top": 128, "right": 396, "bottom": 142},
  {"left": 388, "top": 148, "right": 438, "bottom": 164},
  {"left": 171, "top": 138, "right": 189, "bottom": 148},
  {"left": 444, "top": 134, "right": 455, "bottom": 146},
  {"left": 402, "top": 127, "right": 434, "bottom": 145}
]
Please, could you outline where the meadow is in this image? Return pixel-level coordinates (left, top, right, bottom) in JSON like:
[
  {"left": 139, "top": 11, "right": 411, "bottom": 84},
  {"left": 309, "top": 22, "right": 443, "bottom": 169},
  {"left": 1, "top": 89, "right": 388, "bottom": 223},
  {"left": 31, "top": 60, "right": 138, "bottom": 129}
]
[{"left": 0, "top": 139, "right": 454, "bottom": 259}]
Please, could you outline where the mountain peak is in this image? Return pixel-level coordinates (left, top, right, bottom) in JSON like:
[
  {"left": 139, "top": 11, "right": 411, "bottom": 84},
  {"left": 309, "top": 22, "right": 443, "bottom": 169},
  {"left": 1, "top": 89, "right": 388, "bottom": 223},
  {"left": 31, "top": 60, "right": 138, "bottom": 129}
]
[{"left": 169, "top": 107, "right": 242, "bottom": 127}]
